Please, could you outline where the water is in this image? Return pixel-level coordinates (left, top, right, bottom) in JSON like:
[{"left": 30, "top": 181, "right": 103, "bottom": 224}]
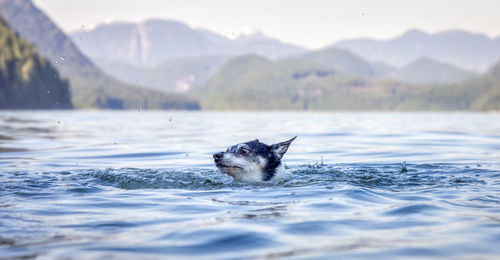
[{"left": 1, "top": 111, "right": 499, "bottom": 259}]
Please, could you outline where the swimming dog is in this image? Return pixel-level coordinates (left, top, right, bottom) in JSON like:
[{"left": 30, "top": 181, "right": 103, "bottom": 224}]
[{"left": 213, "top": 136, "right": 296, "bottom": 182}]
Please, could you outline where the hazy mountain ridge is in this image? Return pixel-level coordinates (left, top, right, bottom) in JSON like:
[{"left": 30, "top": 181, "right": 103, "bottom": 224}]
[
  {"left": 394, "top": 57, "right": 476, "bottom": 85},
  {"left": 0, "top": 17, "right": 71, "bottom": 109},
  {"left": 70, "top": 20, "right": 306, "bottom": 67},
  {"left": 196, "top": 54, "right": 500, "bottom": 110},
  {"left": 1, "top": 0, "right": 496, "bottom": 111},
  {"left": 70, "top": 18, "right": 485, "bottom": 92},
  {"left": 300, "top": 47, "right": 375, "bottom": 77},
  {"left": 95, "top": 55, "right": 229, "bottom": 93},
  {"left": 88, "top": 45, "right": 476, "bottom": 94},
  {"left": 298, "top": 48, "right": 475, "bottom": 85},
  {"left": 0, "top": 0, "right": 199, "bottom": 109},
  {"left": 335, "top": 29, "right": 500, "bottom": 71},
  {"left": 195, "top": 54, "right": 405, "bottom": 110}
]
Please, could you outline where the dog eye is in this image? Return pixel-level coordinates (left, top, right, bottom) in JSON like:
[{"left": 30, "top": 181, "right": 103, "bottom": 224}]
[{"left": 240, "top": 148, "right": 249, "bottom": 154}]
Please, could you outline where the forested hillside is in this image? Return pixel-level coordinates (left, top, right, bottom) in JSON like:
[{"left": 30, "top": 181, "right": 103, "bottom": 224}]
[{"left": 0, "top": 17, "right": 71, "bottom": 109}]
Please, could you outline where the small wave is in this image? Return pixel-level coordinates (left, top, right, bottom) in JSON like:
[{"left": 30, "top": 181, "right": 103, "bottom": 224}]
[
  {"left": 0, "top": 163, "right": 494, "bottom": 193},
  {"left": 69, "top": 168, "right": 235, "bottom": 190},
  {"left": 285, "top": 163, "right": 491, "bottom": 191}
]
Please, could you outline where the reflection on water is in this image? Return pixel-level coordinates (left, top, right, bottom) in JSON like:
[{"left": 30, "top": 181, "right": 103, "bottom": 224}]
[{"left": 0, "top": 111, "right": 499, "bottom": 259}]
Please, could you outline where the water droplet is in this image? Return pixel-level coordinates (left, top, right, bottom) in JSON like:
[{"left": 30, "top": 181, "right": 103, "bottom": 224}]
[
  {"left": 57, "top": 121, "right": 60, "bottom": 124},
  {"left": 54, "top": 74, "right": 58, "bottom": 78},
  {"left": 137, "top": 108, "right": 142, "bottom": 112},
  {"left": 54, "top": 61, "right": 59, "bottom": 66},
  {"left": 47, "top": 90, "right": 50, "bottom": 94},
  {"left": 60, "top": 56, "right": 65, "bottom": 61},
  {"left": 401, "top": 161, "right": 408, "bottom": 173}
]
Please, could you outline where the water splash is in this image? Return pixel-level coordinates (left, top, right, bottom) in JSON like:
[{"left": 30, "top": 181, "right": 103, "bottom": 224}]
[{"left": 0, "top": 164, "right": 492, "bottom": 193}]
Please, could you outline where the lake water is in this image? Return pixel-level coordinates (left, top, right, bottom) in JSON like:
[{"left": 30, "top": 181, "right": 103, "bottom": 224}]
[{"left": 1, "top": 111, "right": 499, "bottom": 259}]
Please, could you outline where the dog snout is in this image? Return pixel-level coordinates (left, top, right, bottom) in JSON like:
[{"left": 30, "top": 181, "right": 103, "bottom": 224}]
[{"left": 213, "top": 152, "right": 224, "bottom": 161}]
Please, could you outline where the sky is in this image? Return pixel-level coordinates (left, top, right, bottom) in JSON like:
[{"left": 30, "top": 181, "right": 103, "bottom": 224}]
[{"left": 33, "top": 0, "right": 500, "bottom": 49}]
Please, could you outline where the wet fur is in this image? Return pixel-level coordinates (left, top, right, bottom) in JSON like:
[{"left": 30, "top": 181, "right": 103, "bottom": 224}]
[{"left": 213, "top": 137, "right": 296, "bottom": 182}]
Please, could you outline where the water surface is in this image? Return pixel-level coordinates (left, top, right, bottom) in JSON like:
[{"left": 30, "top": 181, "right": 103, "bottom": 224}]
[{"left": 1, "top": 111, "right": 499, "bottom": 259}]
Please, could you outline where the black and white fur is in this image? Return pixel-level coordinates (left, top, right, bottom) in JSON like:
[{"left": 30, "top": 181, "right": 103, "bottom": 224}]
[{"left": 213, "top": 137, "right": 296, "bottom": 182}]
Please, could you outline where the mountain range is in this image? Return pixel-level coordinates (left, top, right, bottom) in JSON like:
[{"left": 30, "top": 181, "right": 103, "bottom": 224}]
[
  {"left": 70, "top": 20, "right": 306, "bottom": 67},
  {"left": 195, "top": 55, "right": 399, "bottom": 110},
  {"left": 390, "top": 57, "right": 476, "bottom": 85},
  {"left": 93, "top": 55, "right": 230, "bottom": 93},
  {"left": 69, "top": 19, "right": 494, "bottom": 91},
  {"left": 1, "top": 0, "right": 499, "bottom": 111},
  {"left": 0, "top": 0, "right": 199, "bottom": 109},
  {"left": 74, "top": 21, "right": 500, "bottom": 74},
  {"left": 93, "top": 46, "right": 478, "bottom": 92},
  {"left": 335, "top": 29, "right": 500, "bottom": 72},
  {"left": 196, "top": 54, "right": 500, "bottom": 110}
]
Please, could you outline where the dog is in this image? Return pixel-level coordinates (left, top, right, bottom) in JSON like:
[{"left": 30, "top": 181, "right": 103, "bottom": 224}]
[{"left": 213, "top": 136, "right": 296, "bottom": 182}]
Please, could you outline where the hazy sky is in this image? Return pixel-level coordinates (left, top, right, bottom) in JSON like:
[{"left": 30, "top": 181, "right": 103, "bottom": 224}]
[{"left": 33, "top": 0, "right": 500, "bottom": 49}]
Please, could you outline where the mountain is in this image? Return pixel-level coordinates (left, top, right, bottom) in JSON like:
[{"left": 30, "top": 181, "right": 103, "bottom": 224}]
[
  {"left": 434, "top": 60, "right": 500, "bottom": 110},
  {"left": 70, "top": 19, "right": 306, "bottom": 67},
  {"left": 0, "top": 0, "right": 199, "bottom": 109},
  {"left": 196, "top": 54, "right": 500, "bottom": 111},
  {"left": 394, "top": 57, "right": 476, "bottom": 85},
  {"left": 94, "top": 55, "right": 229, "bottom": 93},
  {"left": 335, "top": 29, "right": 500, "bottom": 72},
  {"left": 195, "top": 54, "right": 414, "bottom": 110},
  {"left": 300, "top": 47, "right": 375, "bottom": 77},
  {"left": 297, "top": 47, "right": 474, "bottom": 85},
  {"left": 371, "top": 61, "right": 399, "bottom": 78},
  {"left": 393, "top": 60, "right": 500, "bottom": 111},
  {"left": 0, "top": 17, "right": 71, "bottom": 109},
  {"left": 232, "top": 32, "right": 307, "bottom": 60}
]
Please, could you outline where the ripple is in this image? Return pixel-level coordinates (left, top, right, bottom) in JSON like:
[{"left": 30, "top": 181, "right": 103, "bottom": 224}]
[
  {"left": 0, "top": 163, "right": 494, "bottom": 193},
  {"left": 0, "top": 162, "right": 499, "bottom": 260},
  {"left": 385, "top": 204, "right": 444, "bottom": 216},
  {"left": 62, "top": 152, "right": 184, "bottom": 159}
]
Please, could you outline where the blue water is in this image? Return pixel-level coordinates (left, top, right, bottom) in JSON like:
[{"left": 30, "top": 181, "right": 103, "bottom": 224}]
[{"left": 1, "top": 111, "right": 499, "bottom": 259}]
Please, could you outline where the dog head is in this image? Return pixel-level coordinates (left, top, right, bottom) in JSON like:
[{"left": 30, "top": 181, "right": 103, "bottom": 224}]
[{"left": 213, "top": 136, "right": 296, "bottom": 182}]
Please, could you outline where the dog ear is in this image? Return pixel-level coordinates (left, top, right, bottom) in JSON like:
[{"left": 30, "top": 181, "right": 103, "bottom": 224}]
[{"left": 270, "top": 136, "right": 296, "bottom": 159}]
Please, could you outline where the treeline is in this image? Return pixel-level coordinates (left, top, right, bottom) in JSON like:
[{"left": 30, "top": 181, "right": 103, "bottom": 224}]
[{"left": 0, "top": 17, "right": 71, "bottom": 109}]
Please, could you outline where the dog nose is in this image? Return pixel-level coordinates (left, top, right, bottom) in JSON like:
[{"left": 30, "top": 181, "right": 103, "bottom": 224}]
[{"left": 213, "top": 152, "right": 224, "bottom": 160}]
